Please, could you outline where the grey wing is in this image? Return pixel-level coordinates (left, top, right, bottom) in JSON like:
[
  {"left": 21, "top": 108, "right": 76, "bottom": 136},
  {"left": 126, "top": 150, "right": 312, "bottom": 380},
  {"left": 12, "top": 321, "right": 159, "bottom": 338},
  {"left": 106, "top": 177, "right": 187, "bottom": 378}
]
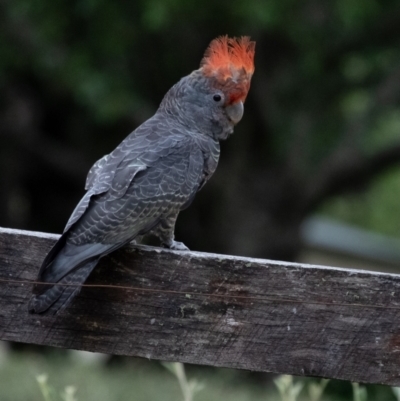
[
  {"left": 85, "top": 154, "right": 110, "bottom": 191},
  {"left": 67, "top": 136, "right": 204, "bottom": 247},
  {"left": 64, "top": 120, "right": 185, "bottom": 233},
  {"left": 64, "top": 131, "right": 155, "bottom": 233},
  {"left": 35, "top": 130, "right": 203, "bottom": 287},
  {"left": 31, "top": 120, "right": 204, "bottom": 314},
  {"left": 65, "top": 161, "right": 147, "bottom": 233}
]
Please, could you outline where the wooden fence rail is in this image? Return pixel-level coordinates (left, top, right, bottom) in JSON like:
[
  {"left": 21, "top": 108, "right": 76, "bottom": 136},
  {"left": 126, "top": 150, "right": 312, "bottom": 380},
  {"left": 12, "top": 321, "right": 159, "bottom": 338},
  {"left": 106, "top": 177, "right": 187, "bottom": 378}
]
[{"left": 1, "top": 226, "right": 400, "bottom": 385}]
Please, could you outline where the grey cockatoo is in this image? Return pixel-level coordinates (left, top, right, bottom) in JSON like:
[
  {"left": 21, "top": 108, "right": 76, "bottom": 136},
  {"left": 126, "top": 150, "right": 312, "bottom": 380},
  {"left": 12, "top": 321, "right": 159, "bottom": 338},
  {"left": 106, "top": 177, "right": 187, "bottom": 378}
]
[{"left": 29, "top": 36, "right": 255, "bottom": 314}]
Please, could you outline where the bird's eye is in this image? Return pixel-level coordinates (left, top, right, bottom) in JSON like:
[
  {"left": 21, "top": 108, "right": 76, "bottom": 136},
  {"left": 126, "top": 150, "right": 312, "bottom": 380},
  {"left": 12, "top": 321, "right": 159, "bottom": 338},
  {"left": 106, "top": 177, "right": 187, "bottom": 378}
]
[{"left": 213, "top": 94, "right": 222, "bottom": 102}]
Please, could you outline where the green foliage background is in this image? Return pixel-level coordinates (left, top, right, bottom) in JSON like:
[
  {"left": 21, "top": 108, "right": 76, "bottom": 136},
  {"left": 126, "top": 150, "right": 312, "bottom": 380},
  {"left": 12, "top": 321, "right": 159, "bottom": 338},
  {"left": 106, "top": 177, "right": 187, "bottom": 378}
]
[{"left": 0, "top": 351, "right": 398, "bottom": 401}]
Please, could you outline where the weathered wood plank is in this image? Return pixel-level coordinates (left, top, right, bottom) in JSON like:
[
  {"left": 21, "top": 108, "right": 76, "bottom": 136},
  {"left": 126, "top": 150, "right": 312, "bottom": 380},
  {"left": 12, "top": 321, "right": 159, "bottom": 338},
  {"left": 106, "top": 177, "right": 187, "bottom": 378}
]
[{"left": 1, "top": 226, "right": 400, "bottom": 385}]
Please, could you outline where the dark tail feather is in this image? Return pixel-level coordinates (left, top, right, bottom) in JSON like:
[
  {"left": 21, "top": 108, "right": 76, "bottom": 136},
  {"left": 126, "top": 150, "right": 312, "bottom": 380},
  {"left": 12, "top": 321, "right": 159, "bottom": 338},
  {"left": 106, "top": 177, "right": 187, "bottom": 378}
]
[{"left": 28, "top": 259, "right": 99, "bottom": 315}]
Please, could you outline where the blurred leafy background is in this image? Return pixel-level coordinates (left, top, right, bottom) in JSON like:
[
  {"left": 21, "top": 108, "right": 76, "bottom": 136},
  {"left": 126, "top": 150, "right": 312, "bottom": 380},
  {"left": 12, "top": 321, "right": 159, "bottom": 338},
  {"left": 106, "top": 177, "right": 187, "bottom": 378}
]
[{"left": 1, "top": 0, "right": 400, "bottom": 399}]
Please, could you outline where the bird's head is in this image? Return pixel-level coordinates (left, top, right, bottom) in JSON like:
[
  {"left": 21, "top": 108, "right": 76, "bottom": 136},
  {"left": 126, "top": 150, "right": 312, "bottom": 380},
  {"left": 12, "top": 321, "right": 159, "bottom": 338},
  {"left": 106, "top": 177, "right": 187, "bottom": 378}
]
[{"left": 160, "top": 36, "right": 256, "bottom": 140}]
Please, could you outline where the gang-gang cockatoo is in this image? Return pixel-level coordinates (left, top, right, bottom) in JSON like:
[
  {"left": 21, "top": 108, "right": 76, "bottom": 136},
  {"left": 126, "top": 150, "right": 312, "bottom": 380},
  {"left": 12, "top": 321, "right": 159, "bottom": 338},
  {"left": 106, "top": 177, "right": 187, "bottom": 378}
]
[{"left": 29, "top": 36, "right": 256, "bottom": 314}]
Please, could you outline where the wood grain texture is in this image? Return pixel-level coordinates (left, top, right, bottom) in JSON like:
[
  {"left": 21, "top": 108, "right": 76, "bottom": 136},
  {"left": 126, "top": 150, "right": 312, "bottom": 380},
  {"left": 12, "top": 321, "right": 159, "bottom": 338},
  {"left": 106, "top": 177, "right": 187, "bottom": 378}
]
[{"left": 1, "top": 227, "right": 400, "bottom": 385}]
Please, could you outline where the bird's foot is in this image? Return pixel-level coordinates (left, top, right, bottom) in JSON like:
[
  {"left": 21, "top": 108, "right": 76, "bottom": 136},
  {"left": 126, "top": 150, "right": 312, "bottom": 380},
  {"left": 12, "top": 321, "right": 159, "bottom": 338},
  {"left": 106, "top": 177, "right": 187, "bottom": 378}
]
[
  {"left": 129, "top": 235, "right": 143, "bottom": 246},
  {"left": 162, "top": 240, "right": 189, "bottom": 251}
]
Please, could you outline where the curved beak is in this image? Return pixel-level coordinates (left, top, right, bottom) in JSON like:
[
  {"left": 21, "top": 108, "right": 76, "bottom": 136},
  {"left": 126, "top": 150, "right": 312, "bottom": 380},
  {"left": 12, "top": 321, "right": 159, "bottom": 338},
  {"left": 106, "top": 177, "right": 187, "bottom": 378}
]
[{"left": 225, "top": 101, "right": 244, "bottom": 125}]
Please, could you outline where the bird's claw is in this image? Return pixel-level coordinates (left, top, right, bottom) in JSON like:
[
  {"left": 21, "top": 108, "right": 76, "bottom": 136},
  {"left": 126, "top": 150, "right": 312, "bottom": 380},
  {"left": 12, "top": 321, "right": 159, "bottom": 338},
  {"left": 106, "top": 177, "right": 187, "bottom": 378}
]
[{"left": 163, "top": 240, "right": 189, "bottom": 251}]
